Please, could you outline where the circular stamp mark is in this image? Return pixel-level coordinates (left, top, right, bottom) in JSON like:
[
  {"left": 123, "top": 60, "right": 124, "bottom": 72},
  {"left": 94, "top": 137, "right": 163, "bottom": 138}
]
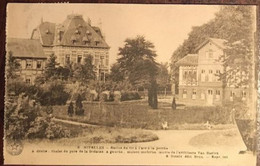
[{"left": 6, "top": 139, "right": 23, "bottom": 156}]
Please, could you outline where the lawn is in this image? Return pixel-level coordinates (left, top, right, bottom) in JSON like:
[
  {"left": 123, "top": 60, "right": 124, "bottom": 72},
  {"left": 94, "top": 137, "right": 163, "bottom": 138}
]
[{"left": 50, "top": 100, "right": 233, "bottom": 130}]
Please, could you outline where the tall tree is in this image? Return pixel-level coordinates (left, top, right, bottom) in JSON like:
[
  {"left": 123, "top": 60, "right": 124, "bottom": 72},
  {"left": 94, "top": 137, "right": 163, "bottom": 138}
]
[
  {"left": 44, "top": 54, "right": 59, "bottom": 80},
  {"left": 117, "top": 36, "right": 159, "bottom": 108},
  {"left": 6, "top": 51, "right": 20, "bottom": 79}
]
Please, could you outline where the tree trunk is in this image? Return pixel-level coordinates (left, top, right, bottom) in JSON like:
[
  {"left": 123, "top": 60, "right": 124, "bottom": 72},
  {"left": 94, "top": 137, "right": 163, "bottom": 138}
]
[{"left": 148, "top": 78, "right": 158, "bottom": 109}]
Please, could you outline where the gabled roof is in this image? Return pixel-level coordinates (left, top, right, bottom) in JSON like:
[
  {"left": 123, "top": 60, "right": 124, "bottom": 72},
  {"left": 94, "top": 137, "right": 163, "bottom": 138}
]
[
  {"left": 176, "top": 54, "right": 198, "bottom": 66},
  {"left": 195, "top": 38, "right": 227, "bottom": 52},
  {"left": 7, "top": 38, "right": 47, "bottom": 58},
  {"left": 32, "top": 14, "right": 109, "bottom": 48}
]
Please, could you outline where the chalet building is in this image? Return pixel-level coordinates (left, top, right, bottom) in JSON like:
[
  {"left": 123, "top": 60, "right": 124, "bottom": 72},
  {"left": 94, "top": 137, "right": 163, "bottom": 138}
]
[
  {"left": 176, "top": 38, "right": 252, "bottom": 106},
  {"left": 7, "top": 38, "right": 47, "bottom": 84},
  {"left": 31, "top": 14, "right": 110, "bottom": 81}
]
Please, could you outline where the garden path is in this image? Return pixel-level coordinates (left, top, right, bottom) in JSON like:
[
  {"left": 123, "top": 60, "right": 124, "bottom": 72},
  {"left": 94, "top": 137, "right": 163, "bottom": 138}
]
[{"left": 52, "top": 117, "right": 98, "bottom": 127}]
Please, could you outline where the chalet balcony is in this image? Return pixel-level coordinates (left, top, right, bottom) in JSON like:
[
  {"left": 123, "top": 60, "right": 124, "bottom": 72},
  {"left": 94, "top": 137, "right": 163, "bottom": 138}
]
[{"left": 180, "top": 81, "right": 198, "bottom": 86}]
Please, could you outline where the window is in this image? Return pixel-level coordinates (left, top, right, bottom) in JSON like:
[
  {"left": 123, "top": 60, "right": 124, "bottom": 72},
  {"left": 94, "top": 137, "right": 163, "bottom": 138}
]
[
  {"left": 192, "top": 90, "right": 196, "bottom": 99},
  {"left": 208, "top": 90, "right": 213, "bottom": 95},
  {"left": 208, "top": 70, "right": 213, "bottom": 82},
  {"left": 65, "top": 54, "right": 70, "bottom": 64},
  {"left": 183, "top": 89, "right": 187, "bottom": 99},
  {"left": 105, "top": 58, "right": 109, "bottom": 66},
  {"left": 230, "top": 91, "right": 235, "bottom": 101},
  {"left": 26, "top": 60, "right": 33, "bottom": 69},
  {"left": 216, "top": 90, "right": 221, "bottom": 100},
  {"left": 77, "top": 55, "right": 82, "bottom": 63},
  {"left": 36, "top": 61, "right": 42, "bottom": 69},
  {"left": 206, "top": 49, "right": 214, "bottom": 59},
  {"left": 100, "top": 56, "right": 104, "bottom": 66},
  {"left": 215, "top": 70, "right": 221, "bottom": 82},
  {"left": 242, "top": 91, "right": 246, "bottom": 101},
  {"left": 201, "top": 69, "right": 205, "bottom": 82},
  {"left": 94, "top": 54, "right": 99, "bottom": 66},
  {"left": 25, "top": 78, "right": 31, "bottom": 84}
]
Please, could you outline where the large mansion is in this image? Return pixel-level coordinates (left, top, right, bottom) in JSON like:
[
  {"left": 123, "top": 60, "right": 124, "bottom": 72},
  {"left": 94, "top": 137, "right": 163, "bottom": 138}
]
[
  {"left": 176, "top": 38, "right": 254, "bottom": 107},
  {"left": 7, "top": 14, "right": 110, "bottom": 84}
]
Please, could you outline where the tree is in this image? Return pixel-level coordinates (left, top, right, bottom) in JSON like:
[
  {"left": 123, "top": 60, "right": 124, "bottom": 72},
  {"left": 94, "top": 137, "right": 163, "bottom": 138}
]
[
  {"left": 75, "top": 94, "right": 84, "bottom": 115},
  {"left": 109, "top": 63, "right": 124, "bottom": 82},
  {"left": 6, "top": 51, "right": 20, "bottom": 80},
  {"left": 67, "top": 102, "right": 74, "bottom": 117},
  {"left": 73, "top": 55, "right": 96, "bottom": 84},
  {"left": 157, "top": 63, "right": 170, "bottom": 96},
  {"left": 117, "top": 36, "right": 159, "bottom": 108},
  {"left": 44, "top": 54, "right": 59, "bottom": 80}
]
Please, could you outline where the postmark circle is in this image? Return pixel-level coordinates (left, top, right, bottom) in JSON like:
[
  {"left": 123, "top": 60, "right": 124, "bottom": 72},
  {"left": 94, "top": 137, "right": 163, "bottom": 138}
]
[{"left": 6, "top": 139, "right": 23, "bottom": 156}]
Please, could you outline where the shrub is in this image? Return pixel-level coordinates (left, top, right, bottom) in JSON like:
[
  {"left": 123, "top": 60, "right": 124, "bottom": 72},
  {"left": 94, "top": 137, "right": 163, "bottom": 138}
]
[
  {"left": 75, "top": 94, "right": 84, "bottom": 116},
  {"left": 67, "top": 102, "right": 74, "bottom": 116},
  {"left": 5, "top": 94, "right": 71, "bottom": 140},
  {"left": 121, "top": 91, "right": 141, "bottom": 101},
  {"left": 38, "top": 80, "right": 70, "bottom": 106}
]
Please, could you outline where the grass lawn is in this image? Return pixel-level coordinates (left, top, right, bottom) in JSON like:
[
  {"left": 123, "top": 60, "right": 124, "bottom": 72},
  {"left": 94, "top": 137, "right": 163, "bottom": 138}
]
[{"left": 50, "top": 100, "right": 233, "bottom": 130}]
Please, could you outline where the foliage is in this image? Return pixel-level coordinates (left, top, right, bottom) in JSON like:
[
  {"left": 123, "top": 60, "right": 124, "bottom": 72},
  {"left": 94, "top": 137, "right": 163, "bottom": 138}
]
[
  {"left": 75, "top": 94, "right": 84, "bottom": 116},
  {"left": 115, "top": 36, "right": 159, "bottom": 108},
  {"left": 73, "top": 55, "right": 96, "bottom": 83},
  {"left": 121, "top": 91, "right": 141, "bottom": 101},
  {"left": 5, "top": 94, "right": 70, "bottom": 140},
  {"left": 6, "top": 51, "right": 20, "bottom": 80},
  {"left": 38, "top": 80, "right": 70, "bottom": 106},
  {"left": 44, "top": 54, "right": 59, "bottom": 80},
  {"left": 157, "top": 62, "right": 170, "bottom": 90},
  {"left": 67, "top": 102, "right": 74, "bottom": 117}
]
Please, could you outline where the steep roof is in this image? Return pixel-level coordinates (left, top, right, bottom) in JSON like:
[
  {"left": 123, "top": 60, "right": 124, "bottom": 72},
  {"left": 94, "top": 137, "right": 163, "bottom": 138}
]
[
  {"left": 7, "top": 38, "right": 47, "bottom": 58},
  {"left": 195, "top": 38, "right": 227, "bottom": 52},
  {"left": 32, "top": 14, "right": 109, "bottom": 48},
  {"left": 38, "top": 22, "right": 56, "bottom": 46},
  {"left": 175, "top": 54, "right": 198, "bottom": 66}
]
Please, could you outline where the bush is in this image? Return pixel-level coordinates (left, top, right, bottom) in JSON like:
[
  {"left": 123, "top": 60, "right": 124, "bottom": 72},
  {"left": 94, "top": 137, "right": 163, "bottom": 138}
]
[
  {"left": 75, "top": 94, "right": 84, "bottom": 116},
  {"left": 38, "top": 80, "right": 70, "bottom": 106},
  {"left": 121, "top": 91, "right": 141, "bottom": 101},
  {"left": 67, "top": 102, "right": 74, "bottom": 116},
  {"left": 5, "top": 94, "right": 71, "bottom": 140}
]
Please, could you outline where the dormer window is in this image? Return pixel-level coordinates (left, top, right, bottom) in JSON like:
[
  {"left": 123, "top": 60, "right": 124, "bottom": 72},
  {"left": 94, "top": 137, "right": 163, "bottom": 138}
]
[
  {"left": 86, "top": 30, "right": 91, "bottom": 35},
  {"left": 71, "top": 36, "right": 77, "bottom": 44},
  {"left": 94, "top": 38, "right": 100, "bottom": 46},
  {"left": 82, "top": 36, "right": 90, "bottom": 44},
  {"left": 75, "top": 29, "right": 80, "bottom": 34},
  {"left": 45, "top": 29, "right": 49, "bottom": 34}
]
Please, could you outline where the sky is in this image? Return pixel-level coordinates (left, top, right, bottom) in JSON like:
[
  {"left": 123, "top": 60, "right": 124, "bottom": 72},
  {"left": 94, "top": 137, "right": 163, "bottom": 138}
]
[{"left": 7, "top": 3, "right": 220, "bottom": 66}]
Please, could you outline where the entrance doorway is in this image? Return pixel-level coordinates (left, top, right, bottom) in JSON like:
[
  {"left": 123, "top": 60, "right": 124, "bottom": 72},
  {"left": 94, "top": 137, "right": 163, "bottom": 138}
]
[{"left": 207, "top": 89, "right": 213, "bottom": 105}]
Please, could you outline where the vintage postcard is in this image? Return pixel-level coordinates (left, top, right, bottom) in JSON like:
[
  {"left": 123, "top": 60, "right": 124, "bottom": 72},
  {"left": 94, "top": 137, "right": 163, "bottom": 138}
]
[{"left": 4, "top": 3, "right": 258, "bottom": 166}]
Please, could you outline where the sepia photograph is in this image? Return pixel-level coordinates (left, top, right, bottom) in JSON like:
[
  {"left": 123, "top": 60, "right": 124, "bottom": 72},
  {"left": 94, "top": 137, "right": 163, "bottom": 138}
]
[{"left": 4, "top": 3, "right": 258, "bottom": 166}]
